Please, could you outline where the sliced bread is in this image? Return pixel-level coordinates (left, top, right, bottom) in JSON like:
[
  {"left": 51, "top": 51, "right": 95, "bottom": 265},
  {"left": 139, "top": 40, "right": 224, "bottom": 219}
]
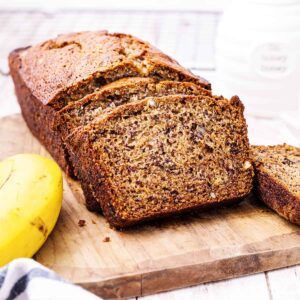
[
  {"left": 57, "top": 77, "right": 212, "bottom": 138},
  {"left": 252, "top": 144, "right": 300, "bottom": 224},
  {"left": 9, "top": 31, "right": 210, "bottom": 176},
  {"left": 66, "top": 95, "right": 254, "bottom": 228}
]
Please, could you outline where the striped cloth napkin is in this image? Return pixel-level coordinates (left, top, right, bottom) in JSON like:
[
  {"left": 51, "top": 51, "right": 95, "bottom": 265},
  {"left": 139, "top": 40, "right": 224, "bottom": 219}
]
[{"left": 0, "top": 258, "right": 101, "bottom": 300}]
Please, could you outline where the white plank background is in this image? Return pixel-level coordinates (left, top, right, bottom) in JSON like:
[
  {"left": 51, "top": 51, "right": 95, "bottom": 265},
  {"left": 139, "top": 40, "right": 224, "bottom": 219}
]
[{"left": 0, "top": 8, "right": 299, "bottom": 300}]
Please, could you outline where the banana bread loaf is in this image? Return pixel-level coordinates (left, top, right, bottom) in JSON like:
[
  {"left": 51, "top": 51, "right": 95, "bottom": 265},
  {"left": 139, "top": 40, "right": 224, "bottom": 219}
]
[
  {"left": 9, "top": 31, "right": 210, "bottom": 176},
  {"left": 66, "top": 95, "right": 254, "bottom": 228},
  {"left": 252, "top": 144, "right": 300, "bottom": 225}
]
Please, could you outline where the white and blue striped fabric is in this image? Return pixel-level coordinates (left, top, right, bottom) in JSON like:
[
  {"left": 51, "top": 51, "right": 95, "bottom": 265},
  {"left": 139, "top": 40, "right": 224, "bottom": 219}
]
[{"left": 0, "top": 259, "right": 101, "bottom": 300}]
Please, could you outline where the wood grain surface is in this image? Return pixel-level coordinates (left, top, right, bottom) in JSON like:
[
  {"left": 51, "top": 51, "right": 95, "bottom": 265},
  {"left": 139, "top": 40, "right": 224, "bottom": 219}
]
[{"left": 1, "top": 114, "right": 300, "bottom": 300}]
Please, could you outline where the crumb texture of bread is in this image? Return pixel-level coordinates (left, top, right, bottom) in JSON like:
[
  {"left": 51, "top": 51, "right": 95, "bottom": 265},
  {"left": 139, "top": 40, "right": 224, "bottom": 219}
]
[
  {"left": 57, "top": 77, "right": 211, "bottom": 139},
  {"left": 17, "top": 31, "right": 210, "bottom": 109},
  {"left": 66, "top": 95, "right": 253, "bottom": 228},
  {"left": 252, "top": 144, "right": 300, "bottom": 224}
]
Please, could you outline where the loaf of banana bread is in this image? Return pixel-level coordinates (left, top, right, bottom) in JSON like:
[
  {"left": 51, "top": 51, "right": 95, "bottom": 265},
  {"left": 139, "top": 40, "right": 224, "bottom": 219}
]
[
  {"left": 9, "top": 31, "right": 210, "bottom": 176},
  {"left": 66, "top": 95, "right": 254, "bottom": 228},
  {"left": 252, "top": 144, "right": 300, "bottom": 225},
  {"left": 9, "top": 31, "right": 254, "bottom": 228}
]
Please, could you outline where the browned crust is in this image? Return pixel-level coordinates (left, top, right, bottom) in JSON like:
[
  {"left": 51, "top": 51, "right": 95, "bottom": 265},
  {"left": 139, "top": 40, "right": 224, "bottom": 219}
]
[
  {"left": 66, "top": 94, "right": 252, "bottom": 228},
  {"left": 81, "top": 181, "right": 102, "bottom": 212},
  {"left": 255, "top": 169, "right": 300, "bottom": 224},
  {"left": 8, "top": 48, "right": 75, "bottom": 177},
  {"left": 253, "top": 146, "right": 300, "bottom": 225},
  {"left": 67, "top": 140, "right": 113, "bottom": 212},
  {"left": 16, "top": 31, "right": 210, "bottom": 106}
]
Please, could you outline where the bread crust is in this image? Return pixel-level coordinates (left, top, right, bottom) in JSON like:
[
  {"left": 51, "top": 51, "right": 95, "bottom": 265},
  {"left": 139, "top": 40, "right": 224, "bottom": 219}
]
[
  {"left": 252, "top": 144, "right": 300, "bottom": 225},
  {"left": 9, "top": 48, "right": 75, "bottom": 177},
  {"left": 255, "top": 169, "right": 300, "bottom": 224},
  {"left": 16, "top": 31, "right": 210, "bottom": 107}
]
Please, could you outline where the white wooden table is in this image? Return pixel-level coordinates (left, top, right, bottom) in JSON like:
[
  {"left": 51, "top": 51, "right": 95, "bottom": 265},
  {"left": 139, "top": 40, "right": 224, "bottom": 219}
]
[{"left": 0, "top": 9, "right": 300, "bottom": 300}]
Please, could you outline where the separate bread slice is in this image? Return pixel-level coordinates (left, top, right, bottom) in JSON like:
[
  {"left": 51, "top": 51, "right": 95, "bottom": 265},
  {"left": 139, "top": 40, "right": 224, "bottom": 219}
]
[
  {"left": 252, "top": 144, "right": 300, "bottom": 224},
  {"left": 56, "top": 78, "right": 211, "bottom": 209},
  {"left": 66, "top": 95, "right": 253, "bottom": 228},
  {"left": 57, "top": 77, "right": 212, "bottom": 139}
]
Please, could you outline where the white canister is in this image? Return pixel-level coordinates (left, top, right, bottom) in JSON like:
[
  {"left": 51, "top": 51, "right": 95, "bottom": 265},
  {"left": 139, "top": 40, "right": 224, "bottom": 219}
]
[{"left": 215, "top": 0, "right": 300, "bottom": 117}]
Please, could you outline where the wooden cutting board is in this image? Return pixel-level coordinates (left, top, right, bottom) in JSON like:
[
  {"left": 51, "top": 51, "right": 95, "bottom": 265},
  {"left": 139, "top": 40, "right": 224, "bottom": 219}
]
[{"left": 1, "top": 114, "right": 300, "bottom": 299}]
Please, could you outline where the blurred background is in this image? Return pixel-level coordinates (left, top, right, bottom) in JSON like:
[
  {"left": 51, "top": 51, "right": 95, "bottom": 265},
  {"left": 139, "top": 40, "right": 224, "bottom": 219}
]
[
  {"left": 0, "top": 0, "right": 225, "bottom": 76},
  {"left": 0, "top": 0, "right": 299, "bottom": 145}
]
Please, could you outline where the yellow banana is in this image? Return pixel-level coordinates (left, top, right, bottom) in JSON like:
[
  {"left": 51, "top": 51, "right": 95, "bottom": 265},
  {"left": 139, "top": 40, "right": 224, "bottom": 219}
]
[{"left": 0, "top": 154, "right": 63, "bottom": 267}]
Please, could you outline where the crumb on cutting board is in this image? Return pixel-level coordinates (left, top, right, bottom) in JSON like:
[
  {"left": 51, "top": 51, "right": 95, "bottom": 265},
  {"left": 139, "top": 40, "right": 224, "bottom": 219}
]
[
  {"left": 103, "top": 236, "right": 110, "bottom": 243},
  {"left": 78, "top": 219, "right": 86, "bottom": 227}
]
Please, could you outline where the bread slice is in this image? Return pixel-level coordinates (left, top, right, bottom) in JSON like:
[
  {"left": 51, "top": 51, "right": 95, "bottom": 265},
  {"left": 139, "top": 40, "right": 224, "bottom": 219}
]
[
  {"left": 57, "top": 77, "right": 211, "bottom": 209},
  {"left": 57, "top": 77, "right": 212, "bottom": 139},
  {"left": 252, "top": 144, "right": 300, "bottom": 224},
  {"left": 66, "top": 95, "right": 253, "bottom": 228},
  {"left": 9, "top": 31, "right": 210, "bottom": 176}
]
